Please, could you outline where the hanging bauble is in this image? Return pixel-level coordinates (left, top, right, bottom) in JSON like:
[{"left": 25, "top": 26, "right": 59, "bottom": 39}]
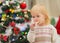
[
  {"left": 3, "top": 36, "right": 8, "bottom": 42},
  {"left": 20, "top": 2, "right": 27, "bottom": 9},
  {"left": 13, "top": 27, "right": 20, "bottom": 35},
  {"left": 9, "top": 9, "right": 14, "bottom": 13},
  {"left": 9, "top": 21, "right": 16, "bottom": 27},
  {"left": 13, "top": 13, "right": 17, "bottom": 18},
  {"left": 5, "top": 0, "right": 9, "bottom": 5},
  {"left": 21, "top": 32, "right": 24, "bottom": 35},
  {"left": 10, "top": 35, "right": 18, "bottom": 42},
  {"left": 2, "top": 13, "right": 6, "bottom": 17},
  {"left": 1, "top": 13, "right": 6, "bottom": 21},
  {"left": 5, "top": 9, "right": 10, "bottom": 14}
]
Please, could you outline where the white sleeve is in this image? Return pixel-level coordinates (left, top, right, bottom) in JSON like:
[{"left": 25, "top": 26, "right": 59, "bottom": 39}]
[
  {"left": 51, "top": 25, "right": 58, "bottom": 43},
  {"left": 27, "top": 29, "right": 35, "bottom": 43}
]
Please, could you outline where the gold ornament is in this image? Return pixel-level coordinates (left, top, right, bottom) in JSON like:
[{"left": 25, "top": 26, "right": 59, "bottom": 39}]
[
  {"left": 24, "top": 14, "right": 28, "bottom": 18},
  {"left": 9, "top": 9, "right": 14, "bottom": 13},
  {"left": 1, "top": 17, "right": 6, "bottom": 21},
  {"left": 24, "top": 12, "right": 28, "bottom": 18},
  {"left": 25, "top": 32, "right": 27, "bottom": 35}
]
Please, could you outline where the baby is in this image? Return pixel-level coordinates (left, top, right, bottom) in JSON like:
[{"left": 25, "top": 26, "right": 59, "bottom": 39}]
[{"left": 27, "top": 4, "right": 58, "bottom": 43}]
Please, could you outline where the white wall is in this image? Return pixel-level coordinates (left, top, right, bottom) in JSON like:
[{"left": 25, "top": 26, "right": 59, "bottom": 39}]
[{"left": 33, "top": 0, "right": 60, "bottom": 17}]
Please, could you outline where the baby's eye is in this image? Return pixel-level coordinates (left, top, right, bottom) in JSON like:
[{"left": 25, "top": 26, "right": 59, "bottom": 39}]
[
  {"left": 32, "top": 16, "right": 35, "bottom": 18},
  {"left": 37, "top": 15, "right": 40, "bottom": 17}
]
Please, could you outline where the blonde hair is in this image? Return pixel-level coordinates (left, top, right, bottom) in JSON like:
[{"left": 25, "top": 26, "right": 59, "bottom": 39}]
[{"left": 30, "top": 4, "right": 50, "bottom": 25}]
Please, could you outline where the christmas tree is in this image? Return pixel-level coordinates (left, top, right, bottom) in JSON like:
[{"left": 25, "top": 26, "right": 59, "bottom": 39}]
[{"left": 0, "top": 0, "right": 31, "bottom": 43}]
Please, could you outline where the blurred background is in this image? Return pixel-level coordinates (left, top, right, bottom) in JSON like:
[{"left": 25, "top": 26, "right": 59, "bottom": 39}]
[
  {"left": 0, "top": 0, "right": 60, "bottom": 17},
  {"left": 0, "top": 0, "right": 60, "bottom": 43}
]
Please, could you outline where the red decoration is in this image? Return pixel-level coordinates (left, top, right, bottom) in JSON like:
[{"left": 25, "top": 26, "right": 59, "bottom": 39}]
[
  {"left": 4, "top": 9, "right": 10, "bottom": 14},
  {"left": 24, "top": 18, "right": 30, "bottom": 22},
  {"left": 20, "top": 2, "right": 27, "bottom": 9},
  {"left": 20, "top": 16, "right": 23, "bottom": 18},
  {"left": 3, "top": 36, "right": 8, "bottom": 41},
  {"left": 13, "top": 27, "right": 20, "bottom": 35},
  {"left": 0, "top": 34, "right": 3, "bottom": 39},
  {"left": 56, "top": 16, "right": 60, "bottom": 34},
  {"left": 9, "top": 21, "right": 16, "bottom": 27}
]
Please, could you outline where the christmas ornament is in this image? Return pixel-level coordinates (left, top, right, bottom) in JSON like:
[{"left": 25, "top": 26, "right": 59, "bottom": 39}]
[
  {"left": 5, "top": 9, "right": 10, "bottom": 14},
  {"left": 5, "top": 0, "right": 9, "bottom": 5},
  {"left": 0, "top": 0, "right": 31, "bottom": 43},
  {"left": 10, "top": 34, "right": 18, "bottom": 42},
  {"left": 13, "top": 13, "right": 17, "bottom": 18},
  {"left": 1, "top": 13, "right": 6, "bottom": 21},
  {"left": 9, "top": 21, "right": 16, "bottom": 27},
  {"left": 3, "top": 36, "right": 8, "bottom": 41},
  {"left": 9, "top": 9, "right": 14, "bottom": 13},
  {"left": 13, "top": 27, "right": 20, "bottom": 35},
  {"left": 20, "top": 2, "right": 27, "bottom": 9},
  {"left": 2, "top": 13, "right": 6, "bottom": 17}
]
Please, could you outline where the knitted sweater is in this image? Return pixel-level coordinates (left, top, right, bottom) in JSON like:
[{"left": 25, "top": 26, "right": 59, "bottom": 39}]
[{"left": 27, "top": 24, "right": 58, "bottom": 43}]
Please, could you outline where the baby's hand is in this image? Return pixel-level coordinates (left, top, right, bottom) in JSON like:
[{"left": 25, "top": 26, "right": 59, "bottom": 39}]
[{"left": 30, "top": 24, "right": 35, "bottom": 31}]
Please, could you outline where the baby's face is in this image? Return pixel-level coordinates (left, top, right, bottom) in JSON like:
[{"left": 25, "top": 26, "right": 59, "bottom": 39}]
[{"left": 31, "top": 12, "right": 45, "bottom": 24}]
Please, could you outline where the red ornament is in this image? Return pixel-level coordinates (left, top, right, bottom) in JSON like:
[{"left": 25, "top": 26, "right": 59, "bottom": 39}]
[
  {"left": 5, "top": 9, "right": 10, "bottom": 14},
  {"left": 20, "top": 16, "right": 22, "bottom": 18},
  {"left": 9, "top": 21, "right": 15, "bottom": 27},
  {"left": 0, "top": 34, "right": 3, "bottom": 39},
  {"left": 24, "top": 18, "right": 30, "bottom": 22},
  {"left": 3, "top": 36, "right": 8, "bottom": 41},
  {"left": 13, "top": 27, "right": 20, "bottom": 35},
  {"left": 20, "top": 2, "right": 27, "bottom": 9}
]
